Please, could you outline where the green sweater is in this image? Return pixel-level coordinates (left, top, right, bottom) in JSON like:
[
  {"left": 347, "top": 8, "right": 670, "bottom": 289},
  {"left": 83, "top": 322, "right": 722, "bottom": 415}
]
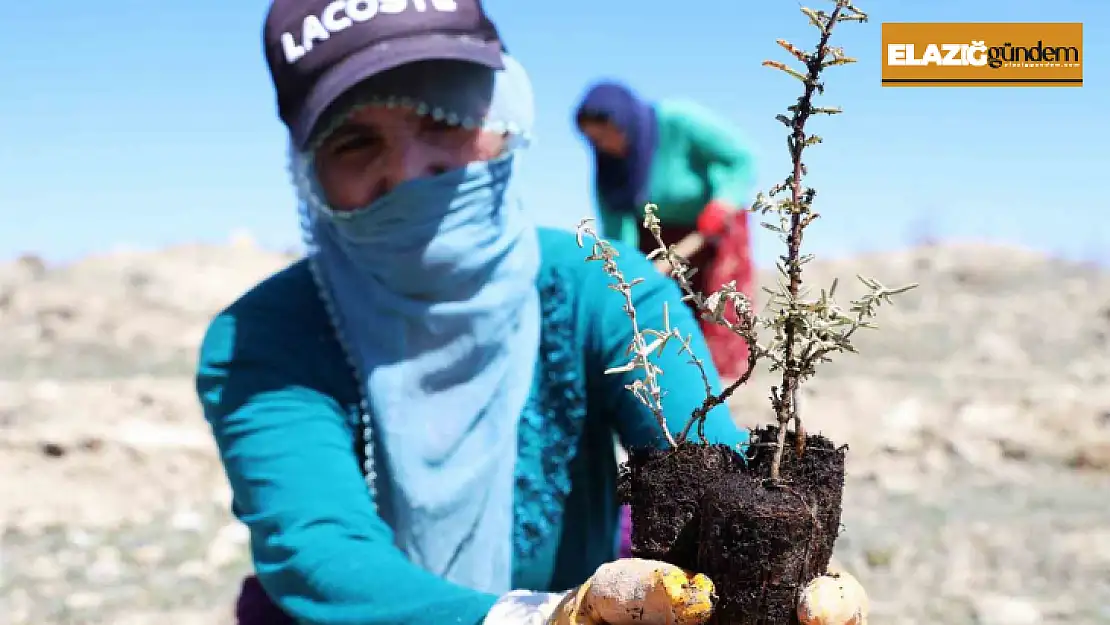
[
  {"left": 598, "top": 99, "right": 757, "bottom": 249},
  {"left": 196, "top": 228, "right": 748, "bottom": 625}
]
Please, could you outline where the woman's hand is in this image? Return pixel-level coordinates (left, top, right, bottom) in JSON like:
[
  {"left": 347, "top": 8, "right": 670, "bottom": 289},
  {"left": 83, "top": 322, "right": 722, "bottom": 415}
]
[
  {"left": 548, "top": 558, "right": 868, "bottom": 625},
  {"left": 548, "top": 559, "right": 713, "bottom": 625},
  {"left": 652, "top": 232, "right": 707, "bottom": 276},
  {"left": 695, "top": 200, "right": 733, "bottom": 239}
]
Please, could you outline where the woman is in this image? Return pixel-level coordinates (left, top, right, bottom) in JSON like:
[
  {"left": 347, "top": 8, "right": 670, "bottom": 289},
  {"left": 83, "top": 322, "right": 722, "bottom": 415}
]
[
  {"left": 575, "top": 82, "right": 757, "bottom": 379},
  {"left": 197, "top": 1, "right": 868, "bottom": 623}
]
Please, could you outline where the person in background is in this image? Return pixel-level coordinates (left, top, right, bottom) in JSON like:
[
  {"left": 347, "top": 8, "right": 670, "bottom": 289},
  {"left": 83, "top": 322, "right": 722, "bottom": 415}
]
[
  {"left": 197, "top": 1, "right": 868, "bottom": 623},
  {"left": 575, "top": 81, "right": 758, "bottom": 379}
]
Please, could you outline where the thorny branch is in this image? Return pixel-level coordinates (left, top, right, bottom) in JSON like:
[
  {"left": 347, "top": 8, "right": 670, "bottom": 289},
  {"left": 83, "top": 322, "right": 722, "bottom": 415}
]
[
  {"left": 766, "top": 0, "right": 860, "bottom": 481},
  {"left": 575, "top": 226, "right": 680, "bottom": 447},
  {"left": 575, "top": 0, "right": 917, "bottom": 482}
]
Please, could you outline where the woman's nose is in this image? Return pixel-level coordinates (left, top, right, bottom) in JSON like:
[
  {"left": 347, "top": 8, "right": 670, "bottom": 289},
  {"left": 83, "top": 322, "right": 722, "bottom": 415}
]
[{"left": 379, "top": 142, "right": 449, "bottom": 195}]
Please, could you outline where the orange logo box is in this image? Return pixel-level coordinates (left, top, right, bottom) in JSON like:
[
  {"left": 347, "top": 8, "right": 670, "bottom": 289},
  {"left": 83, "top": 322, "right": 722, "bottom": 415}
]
[{"left": 881, "top": 22, "right": 1083, "bottom": 87}]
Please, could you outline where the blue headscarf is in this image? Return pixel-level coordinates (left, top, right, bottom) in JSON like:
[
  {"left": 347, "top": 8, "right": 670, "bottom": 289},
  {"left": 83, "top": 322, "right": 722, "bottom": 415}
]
[
  {"left": 288, "top": 56, "right": 537, "bottom": 596},
  {"left": 575, "top": 81, "right": 659, "bottom": 215}
]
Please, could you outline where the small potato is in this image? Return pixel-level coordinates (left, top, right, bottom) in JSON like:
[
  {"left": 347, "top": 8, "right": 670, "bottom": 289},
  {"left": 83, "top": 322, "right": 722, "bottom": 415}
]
[{"left": 796, "top": 569, "right": 869, "bottom": 625}]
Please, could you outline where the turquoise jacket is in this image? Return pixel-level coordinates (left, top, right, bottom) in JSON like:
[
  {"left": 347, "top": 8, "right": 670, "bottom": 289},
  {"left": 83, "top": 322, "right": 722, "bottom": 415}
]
[
  {"left": 195, "top": 228, "right": 747, "bottom": 625},
  {"left": 598, "top": 99, "right": 757, "bottom": 250}
]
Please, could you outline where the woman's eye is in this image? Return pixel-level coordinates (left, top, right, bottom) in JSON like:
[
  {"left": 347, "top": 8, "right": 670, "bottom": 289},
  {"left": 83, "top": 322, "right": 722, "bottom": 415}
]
[
  {"left": 331, "top": 136, "right": 376, "bottom": 154},
  {"left": 421, "top": 117, "right": 464, "bottom": 136},
  {"left": 321, "top": 127, "right": 382, "bottom": 156}
]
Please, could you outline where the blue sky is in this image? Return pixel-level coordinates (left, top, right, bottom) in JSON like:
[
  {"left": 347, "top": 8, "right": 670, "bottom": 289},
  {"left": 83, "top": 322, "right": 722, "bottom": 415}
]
[{"left": 1, "top": 0, "right": 1106, "bottom": 264}]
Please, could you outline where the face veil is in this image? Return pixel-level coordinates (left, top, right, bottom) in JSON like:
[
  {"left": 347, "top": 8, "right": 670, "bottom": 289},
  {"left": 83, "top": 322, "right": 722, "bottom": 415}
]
[{"left": 289, "top": 54, "right": 541, "bottom": 595}]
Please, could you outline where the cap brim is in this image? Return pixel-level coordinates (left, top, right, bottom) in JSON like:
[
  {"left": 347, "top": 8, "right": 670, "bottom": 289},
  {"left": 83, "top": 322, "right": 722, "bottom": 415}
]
[{"left": 292, "top": 34, "right": 504, "bottom": 150}]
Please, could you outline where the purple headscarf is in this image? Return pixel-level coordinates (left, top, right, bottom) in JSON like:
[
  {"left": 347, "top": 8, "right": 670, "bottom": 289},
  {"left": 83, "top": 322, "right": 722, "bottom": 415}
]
[{"left": 575, "top": 81, "right": 659, "bottom": 215}]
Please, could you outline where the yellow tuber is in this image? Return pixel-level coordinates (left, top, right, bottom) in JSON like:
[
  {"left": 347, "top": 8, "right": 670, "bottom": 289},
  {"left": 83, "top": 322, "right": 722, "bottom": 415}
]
[
  {"left": 796, "top": 567, "right": 869, "bottom": 625},
  {"left": 550, "top": 559, "right": 716, "bottom": 625}
]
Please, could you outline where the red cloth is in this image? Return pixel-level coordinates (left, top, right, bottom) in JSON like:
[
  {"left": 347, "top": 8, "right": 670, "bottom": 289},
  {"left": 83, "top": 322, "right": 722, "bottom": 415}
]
[
  {"left": 701, "top": 208, "right": 754, "bottom": 379},
  {"left": 695, "top": 199, "right": 731, "bottom": 238},
  {"left": 636, "top": 207, "right": 755, "bottom": 380}
]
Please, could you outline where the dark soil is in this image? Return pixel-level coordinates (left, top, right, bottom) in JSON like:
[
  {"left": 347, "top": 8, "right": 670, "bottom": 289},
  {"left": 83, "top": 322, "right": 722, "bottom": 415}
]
[
  {"left": 619, "top": 441, "right": 745, "bottom": 568},
  {"left": 620, "top": 426, "right": 847, "bottom": 625}
]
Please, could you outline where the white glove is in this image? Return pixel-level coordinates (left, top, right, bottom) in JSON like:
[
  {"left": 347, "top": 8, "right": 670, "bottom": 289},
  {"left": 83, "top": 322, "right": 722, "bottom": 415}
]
[{"left": 483, "top": 558, "right": 867, "bottom": 625}]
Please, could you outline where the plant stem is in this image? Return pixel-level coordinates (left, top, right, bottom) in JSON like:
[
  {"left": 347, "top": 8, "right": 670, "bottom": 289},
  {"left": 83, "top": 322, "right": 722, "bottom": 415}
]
[
  {"left": 677, "top": 345, "right": 761, "bottom": 443},
  {"left": 770, "top": 3, "right": 843, "bottom": 481}
]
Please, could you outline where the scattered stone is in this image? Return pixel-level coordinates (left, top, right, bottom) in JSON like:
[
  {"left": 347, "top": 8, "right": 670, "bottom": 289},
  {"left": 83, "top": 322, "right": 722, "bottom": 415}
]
[
  {"left": 65, "top": 591, "right": 105, "bottom": 610},
  {"left": 170, "top": 510, "right": 206, "bottom": 532},
  {"left": 973, "top": 594, "right": 1042, "bottom": 625},
  {"left": 38, "top": 441, "right": 66, "bottom": 457}
]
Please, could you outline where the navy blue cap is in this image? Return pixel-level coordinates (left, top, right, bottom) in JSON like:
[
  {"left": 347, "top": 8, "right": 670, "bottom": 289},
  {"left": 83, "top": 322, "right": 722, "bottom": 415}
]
[{"left": 263, "top": 0, "right": 506, "bottom": 149}]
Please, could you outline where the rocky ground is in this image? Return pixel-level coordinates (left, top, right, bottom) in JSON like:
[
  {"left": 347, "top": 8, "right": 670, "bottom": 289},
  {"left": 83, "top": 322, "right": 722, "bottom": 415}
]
[{"left": 1, "top": 238, "right": 1108, "bottom": 624}]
